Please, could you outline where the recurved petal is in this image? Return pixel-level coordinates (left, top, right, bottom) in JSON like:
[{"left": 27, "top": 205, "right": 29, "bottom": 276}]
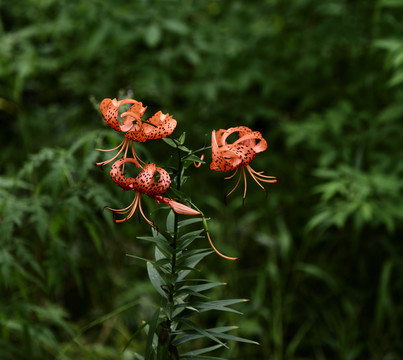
[
  {"left": 226, "top": 144, "right": 257, "bottom": 166},
  {"left": 132, "top": 163, "right": 157, "bottom": 193},
  {"left": 100, "top": 98, "right": 122, "bottom": 132},
  {"left": 143, "top": 112, "right": 177, "bottom": 140},
  {"left": 122, "top": 102, "right": 147, "bottom": 125},
  {"left": 110, "top": 157, "right": 140, "bottom": 190},
  {"left": 142, "top": 166, "right": 171, "bottom": 196},
  {"left": 221, "top": 126, "right": 252, "bottom": 146},
  {"left": 214, "top": 129, "right": 228, "bottom": 147},
  {"left": 235, "top": 132, "right": 268, "bottom": 154}
]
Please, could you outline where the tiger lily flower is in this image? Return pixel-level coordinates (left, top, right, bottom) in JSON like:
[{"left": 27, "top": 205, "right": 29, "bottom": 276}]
[
  {"left": 96, "top": 98, "right": 177, "bottom": 168},
  {"left": 210, "top": 126, "right": 277, "bottom": 202},
  {"left": 105, "top": 158, "right": 199, "bottom": 225}
]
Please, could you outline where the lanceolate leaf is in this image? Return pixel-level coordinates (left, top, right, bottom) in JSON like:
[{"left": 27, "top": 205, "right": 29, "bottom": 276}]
[
  {"left": 177, "top": 319, "right": 227, "bottom": 348},
  {"left": 181, "top": 343, "right": 225, "bottom": 357},
  {"left": 145, "top": 308, "right": 160, "bottom": 360},
  {"left": 173, "top": 329, "right": 259, "bottom": 347},
  {"left": 138, "top": 235, "right": 172, "bottom": 257},
  {"left": 178, "top": 217, "right": 204, "bottom": 228},
  {"left": 177, "top": 250, "right": 213, "bottom": 281},
  {"left": 178, "top": 282, "right": 226, "bottom": 293},
  {"left": 172, "top": 326, "right": 238, "bottom": 346},
  {"left": 177, "top": 230, "right": 205, "bottom": 250},
  {"left": 180, "top": 356, "right": 224, "bottom": 360},
  {"left": 166, "top": 210, "right": 175, "bottom": 234},
  {"left": 147, "top": 262, "right": 167, "bottom": 298}
]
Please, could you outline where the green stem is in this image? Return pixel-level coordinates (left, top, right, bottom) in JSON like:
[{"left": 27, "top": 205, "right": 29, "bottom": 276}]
[{"left": 168, "top": 143, "right": 182, "bottom": 301}]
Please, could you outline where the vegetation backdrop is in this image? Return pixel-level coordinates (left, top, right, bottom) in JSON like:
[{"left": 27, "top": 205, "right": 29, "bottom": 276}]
[{"left": 1, "top": 0, "right": 403, "bottom": 359}]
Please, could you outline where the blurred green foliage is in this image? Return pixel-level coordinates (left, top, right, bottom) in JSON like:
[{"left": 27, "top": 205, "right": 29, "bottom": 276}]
[{"left": 1, "top": 0, "right": 403, "bottom": 359}]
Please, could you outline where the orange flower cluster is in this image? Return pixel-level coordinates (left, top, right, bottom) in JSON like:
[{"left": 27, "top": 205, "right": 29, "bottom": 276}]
[
  {"left": 96, "top": 98, "right": 199, "bottom": 225},
  {"left": 96, "top": 97, "right": 276, "bottom": 260},
  {"left": 210, "top": 126, "right": 277, "bottom": 202}
]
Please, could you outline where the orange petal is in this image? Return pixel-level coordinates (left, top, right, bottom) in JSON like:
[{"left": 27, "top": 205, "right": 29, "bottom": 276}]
[
  {"left": 143, "top": 112, "right": 177, "bottom": 140},
  {"left": 142, "top": 165, "right": 172, "bottom": 196},
  {"left": 100, "top": 98, "right": 122, "bottom": 132},
  {"left": 110, "top": 157, "right": 141, "bottom": 190},
  {"left": 154, "top": 196, "right": 200, "bottom": 215}
]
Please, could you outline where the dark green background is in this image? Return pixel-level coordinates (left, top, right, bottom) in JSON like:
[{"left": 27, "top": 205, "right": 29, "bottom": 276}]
[{"left": 1, "top": 0, "right": 403, "bottom": 359}]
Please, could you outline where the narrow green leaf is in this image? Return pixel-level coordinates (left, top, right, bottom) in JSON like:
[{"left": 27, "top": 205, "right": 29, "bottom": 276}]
[
  {"left": 180, "top": 355, "right": 224, "bottom": 360},
  {"left": 207, "top": 332, "right": 259, "bottom": 345},
  {"left": 126, "top": 254, "right": 151, "bottom": 263},
  {"left": 145, "top": 308, "right": 160, "bottom": 360},
  {"left": 172, "top": 326, "right": 238, "bottom": 346},
  {"left": 178, "top": 230, "right": 205, "bottom": 242},
  {"left": 175, "top": 288, "right": 209, "bottom": 299},
  {"left": 162, "top": 137, "right": 178, "bottom": 148},
  {"left": 177, "top": 230, "right": 205, "bottom": 250},
  {"left": 138, "top": 235, "right": 172, "bottom": 256},
  {"left": 121, "top": 321, "right": 148, "bottom": 354},
  {"left": 182, "top": 343, "right": 225, "bottom": 357},
  {"left": 178, "top": 132, "right": 186, "bottom": 144},
  {"left": 178, "top": 282, "right": 226, "bottom": 293},
  {"left": 79, "top": 300, "right": 141, "bottom": 334},
  {"left": 166, "top": 210, "right": 175, "bottom": 234},
  {"left": 178, "top": 217, "right": 204, "bottom": 228},
  {"left": 178, "top": 319, "right": 227, "bottom": 348},
  {"left": 182, "top": 154, "right": 204, "bottom": 163},
  {"left": 177, "top": 250, "right": 213, "bottom": 281},
  {"left": 147, "top": 262, "right": 167, "bottom": 298}
]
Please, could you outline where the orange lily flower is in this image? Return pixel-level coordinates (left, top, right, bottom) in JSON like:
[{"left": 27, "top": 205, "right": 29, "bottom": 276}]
[
  {"left": 105, "top": 158, "right": 199, "bottom": 225},
  {"left": 96, "top": 98, "right": 177, "bottom": 168},
  {"left": 210, "top": 126, "right": 277, "bottom": 201}
]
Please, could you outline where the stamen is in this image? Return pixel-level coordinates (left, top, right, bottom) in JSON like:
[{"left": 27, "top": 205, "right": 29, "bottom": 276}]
[
  {"left": 246, "top": 166, "right": 277, "bottom": 189},
  {"left": 95, "top": 138, "right": 130, "bottom": 166},
  {"left": 114, "top": 192, "right": 140, "bottom": 223},
  {"left": 131, "top": 141, "right": 145, "bottom": 167},
  {"left": 137, "top": 194, "right": 155, "bottom": 228},
  {"left": 104, "top": 193, "right": 137, "bottom": 214},
  {"left": 121, "top": 139, "right": 131, "bottom": 173},
  {"left": 226, "top": 168, "right": 243, "bottom": 198},
  {"left": 224, "top": 167, "right": 238, "bottom": 180},
  {"left": 96, "top": 139, "right": 126, "bottom": 152},
  {"left": 248, "top": 166, "right": 277, "bottom": 180},
  {"left": 206, "top": 231, "right": 238, "bottom": 261},
  {"left": 242, "top": 167, "right": 247, "bottom": 206}
]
